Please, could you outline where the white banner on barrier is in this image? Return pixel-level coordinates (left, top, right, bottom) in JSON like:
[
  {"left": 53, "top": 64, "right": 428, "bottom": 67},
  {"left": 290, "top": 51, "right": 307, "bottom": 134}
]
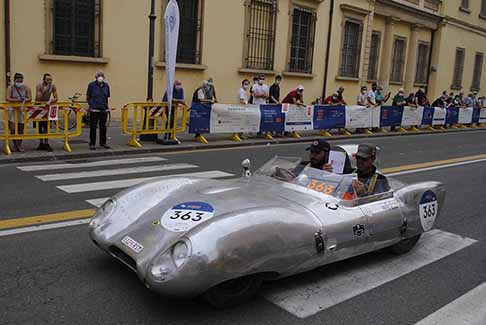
[
  {"left": 480, "top": 108, "right": 486, "bottom": 123},
  {"left": 401, "top": 106, "right": 423, "bottom": 126},
  {"left": 209, "top": 104, "right": 261, "bottom": 133},
  {"left": 345, "top": 105, "right": 371, "bottom": 129},
  {"left": 458, "top": 107, "right": 474, "bottom": 124},
  {"left": 432, "top": 107, "right": 446, "bottom": 126},
  {"left": 371, "top": 105, "right": 381, "bottom": 128},
  {"left": 284, "top": 105, "right": 314, "bottom": 132}
]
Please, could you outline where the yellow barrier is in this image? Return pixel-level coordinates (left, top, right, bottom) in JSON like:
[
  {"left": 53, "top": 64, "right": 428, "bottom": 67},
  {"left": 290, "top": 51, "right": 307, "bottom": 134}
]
[
  {"left": 122, "top": 102, "right": 188, "bottom": 148},
  {"left": 0, "top": 102, "right": 82, "bottom": 155}
]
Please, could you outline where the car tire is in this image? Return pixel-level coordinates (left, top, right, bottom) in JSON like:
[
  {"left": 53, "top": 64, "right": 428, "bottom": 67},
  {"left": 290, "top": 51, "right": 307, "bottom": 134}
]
[
  {"left": 203, "top": 275, "right": 263, "bottom": 308},
  {"left": 388, "top": 234, "right": 421, "bottom": 255}
]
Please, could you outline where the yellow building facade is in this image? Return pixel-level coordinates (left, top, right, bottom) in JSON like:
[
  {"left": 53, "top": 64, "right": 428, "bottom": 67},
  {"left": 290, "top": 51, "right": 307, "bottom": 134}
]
[{"left": 1, "top": 0, "right": 486, "bottom": 117}]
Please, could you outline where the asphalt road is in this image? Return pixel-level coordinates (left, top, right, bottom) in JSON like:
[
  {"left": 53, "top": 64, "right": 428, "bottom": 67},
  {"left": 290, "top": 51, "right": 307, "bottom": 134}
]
[{"left": 1, "top": 130, "right": 485, "bottom": 324}]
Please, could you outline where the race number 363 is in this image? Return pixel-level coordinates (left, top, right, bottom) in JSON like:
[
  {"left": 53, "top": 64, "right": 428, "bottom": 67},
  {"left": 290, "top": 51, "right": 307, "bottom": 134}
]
[
  {"left": 419, "top": 191, "right": 438, "bottom": 232},
  {"left": 161, "top": 201, "right": 215, "bottom": 232}
]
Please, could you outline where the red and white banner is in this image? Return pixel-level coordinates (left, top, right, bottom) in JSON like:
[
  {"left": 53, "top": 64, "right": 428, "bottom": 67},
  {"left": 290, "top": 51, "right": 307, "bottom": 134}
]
[{"left": 48, "top": 105, "right": 59, "bottom": 121}]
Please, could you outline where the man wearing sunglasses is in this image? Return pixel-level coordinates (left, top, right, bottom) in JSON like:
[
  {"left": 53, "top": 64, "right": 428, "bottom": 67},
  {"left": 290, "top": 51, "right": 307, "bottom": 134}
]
[
  {"left": 292, "top": 139, "right": 334, "bottom": 176},
  {"left": 352, "top": 143, "right": 390, "bottom": 197}
]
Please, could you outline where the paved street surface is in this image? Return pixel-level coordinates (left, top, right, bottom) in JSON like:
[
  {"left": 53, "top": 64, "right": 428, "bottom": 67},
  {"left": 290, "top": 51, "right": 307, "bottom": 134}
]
[{"left": 1, "top": 131, "right": 485, "bottom": 324}]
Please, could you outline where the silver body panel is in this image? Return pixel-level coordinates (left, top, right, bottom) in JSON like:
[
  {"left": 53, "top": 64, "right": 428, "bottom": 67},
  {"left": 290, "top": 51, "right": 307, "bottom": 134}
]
[{"left": 89, "top": 160, "right": 445, "bottom": 298}]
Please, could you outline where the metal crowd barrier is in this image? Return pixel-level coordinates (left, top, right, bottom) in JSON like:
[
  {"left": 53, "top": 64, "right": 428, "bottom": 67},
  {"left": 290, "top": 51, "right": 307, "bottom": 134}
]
[
  {"left": 121, "top": 102, "right": 189, "bottom": 147},
  {"left": 0, "top": 102, "right": 82, "bottom": 155}
]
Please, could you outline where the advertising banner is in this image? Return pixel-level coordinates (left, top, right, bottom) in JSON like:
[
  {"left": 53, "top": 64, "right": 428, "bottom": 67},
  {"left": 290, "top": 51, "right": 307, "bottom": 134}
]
[
  {"left": 345, "top": 105, "right": 371, "bottom": 129},
  {"left": 313, "top": 105, "right": 345, "bottom": 130},
  {"left": 284, "top": 105, "right": 314, "bottom": 132}
]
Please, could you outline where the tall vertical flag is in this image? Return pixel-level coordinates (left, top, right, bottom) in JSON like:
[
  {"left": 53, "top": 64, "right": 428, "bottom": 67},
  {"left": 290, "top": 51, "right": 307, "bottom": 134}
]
[{"left": 164, "top": 0, "right": 180, "bottom": 111}]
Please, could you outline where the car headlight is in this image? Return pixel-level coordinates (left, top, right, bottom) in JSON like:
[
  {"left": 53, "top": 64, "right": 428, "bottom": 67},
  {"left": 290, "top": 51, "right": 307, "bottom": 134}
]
[
  {"left": 150, "top": 240, "right": 191, "bottom": 282},
  {"left": 89, "top": 198, "right": 116, "bottom": 228},
  {"left": 172, "top": 241, "right": 190, "bottom": 268}
]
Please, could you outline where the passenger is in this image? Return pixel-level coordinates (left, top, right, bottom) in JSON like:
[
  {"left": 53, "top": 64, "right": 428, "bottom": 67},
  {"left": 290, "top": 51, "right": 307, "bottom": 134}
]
[{"left": 352, "top": 143, "right": 390, "bottom": 197}]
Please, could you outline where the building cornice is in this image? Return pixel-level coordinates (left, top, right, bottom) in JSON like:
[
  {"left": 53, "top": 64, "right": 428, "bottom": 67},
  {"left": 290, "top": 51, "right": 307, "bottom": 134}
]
[
  {"left": 443, "top": 16, "right": 486, "bottom": 37},
  {"left": 375, "top": 0, "right": 442, "bottom": 30}
]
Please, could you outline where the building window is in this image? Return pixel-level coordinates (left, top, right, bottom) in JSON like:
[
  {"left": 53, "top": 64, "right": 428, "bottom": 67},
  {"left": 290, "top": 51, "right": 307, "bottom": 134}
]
[
  {"left": 452, "top": 48, "right": 465, "bottom": 89},
  {"left": 471, "top": 52, "right": 484, "bottom": 91},
  {"left": 390, "top": 37, "right": 407, "bottom": 83},
  {"left": 367, "top": 32, "right": 381, "bottom": 81},
  {"left": 339, "top": 20, "right": 363, "bottom": 78},
  {"left": 482, "top": 0, "right": 486, "bottom": 16},
  {"left": 460, "top": 0, "right": 469, "bottom": 9},
  {"left": 288, "top": 7, "right": 316, "bottom": 74},
  {"left": 415, "top": 42, "right": 430, "bottom": 84},
  {"left": 53, "top": 0, "right": 101, "bottom": 57},
  {"left": 175, "top": 0, "right": 203, "bottom": 64},
  {"left": 244, "top": 0, "right": 277, "bottom": 70}
]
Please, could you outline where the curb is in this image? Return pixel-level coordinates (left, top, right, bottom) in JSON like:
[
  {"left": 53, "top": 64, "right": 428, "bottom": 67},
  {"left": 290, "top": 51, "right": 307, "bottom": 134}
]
[{"left": 1, "top": 127, "right": 485, "bottom": 165}]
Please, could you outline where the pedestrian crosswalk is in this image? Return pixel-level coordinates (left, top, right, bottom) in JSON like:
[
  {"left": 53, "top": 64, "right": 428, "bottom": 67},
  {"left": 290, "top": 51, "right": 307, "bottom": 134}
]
[
  {"left": 14, "top": 156, "right": 485, "bottom": 323},
  {"left": 16, "top": 156, "right": 235, "bottom": 208}
]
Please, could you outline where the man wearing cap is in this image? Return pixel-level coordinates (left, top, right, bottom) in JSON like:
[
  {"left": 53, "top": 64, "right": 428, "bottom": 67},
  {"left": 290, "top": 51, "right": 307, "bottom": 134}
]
[
  {"left": 292, "top": 139, "right": 333, "bottom": 175},
  {"left": 352, "top": 143, "right": 390, "bottom": 197},
  {"left": 282, "top": 85, "right": 305, "bottom": 107}
]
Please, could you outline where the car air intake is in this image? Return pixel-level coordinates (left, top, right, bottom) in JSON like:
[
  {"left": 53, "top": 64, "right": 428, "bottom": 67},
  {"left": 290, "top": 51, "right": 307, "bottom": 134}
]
[{"left": 109, "top": 246, "right": 137, "bottom": 272}]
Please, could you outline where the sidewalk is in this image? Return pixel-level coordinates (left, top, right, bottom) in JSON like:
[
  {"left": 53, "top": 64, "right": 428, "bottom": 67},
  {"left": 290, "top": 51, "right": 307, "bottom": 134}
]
[{"left": 1, "top": 120, "right": 485, "bottom": 164}]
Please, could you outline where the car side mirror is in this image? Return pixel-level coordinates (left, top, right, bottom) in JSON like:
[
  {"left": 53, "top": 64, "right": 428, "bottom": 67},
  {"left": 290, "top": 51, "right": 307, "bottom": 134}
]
[{"left": 241, "top": 159, "right": 251, "bottom": 177}]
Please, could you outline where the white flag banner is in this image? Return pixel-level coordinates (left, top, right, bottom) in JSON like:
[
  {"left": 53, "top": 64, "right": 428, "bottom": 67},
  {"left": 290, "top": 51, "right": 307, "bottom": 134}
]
[{"left": 164, "top": 0, "right": 180, "bottom": 111}]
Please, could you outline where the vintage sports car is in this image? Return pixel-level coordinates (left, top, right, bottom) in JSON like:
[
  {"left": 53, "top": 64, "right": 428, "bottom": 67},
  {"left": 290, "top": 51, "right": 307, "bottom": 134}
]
[{"left": 89, "top": 145, "right": 446, "bottom": 308}]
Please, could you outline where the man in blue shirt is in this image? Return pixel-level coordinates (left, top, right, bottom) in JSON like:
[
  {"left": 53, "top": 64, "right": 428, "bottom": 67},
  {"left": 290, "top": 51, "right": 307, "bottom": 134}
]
[{"left": 86, "top": 71, "right": 111, "bottom": 150}]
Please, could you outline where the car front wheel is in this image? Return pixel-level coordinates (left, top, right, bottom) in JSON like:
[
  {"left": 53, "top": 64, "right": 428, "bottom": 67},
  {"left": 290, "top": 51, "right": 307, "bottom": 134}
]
[
  {"left": 203, "top": 275, "right": 263, "bottom": 308},
  {"left": 388, "top": 234, "right": 421, "bottom": 254}
]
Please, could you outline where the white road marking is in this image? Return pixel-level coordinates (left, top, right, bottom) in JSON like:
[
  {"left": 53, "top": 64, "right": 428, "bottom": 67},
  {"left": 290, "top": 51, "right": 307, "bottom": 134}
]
[
  {"left": 262, "top": 230, "right": 477, "bottom": 318},
  {"left": 57, "top": 170, "right": 234, "bottom": 193},
  {"left": 415, "top": 282, "right": 486, "bottom": 325},
  {"left": 0, "top": 219, "right": 90, "bottom": 237},
  {"left": 36, "top": 163, "right": 198, "bottom": 181},
  {"left": 387, "top": 159, "right": 486, "bottom": 177},
  {"left": 17, "top": 157, "right": 167, "bottom": 172},
  {"left": 86, "top": 198, "right": 109, "bottom": 208}
]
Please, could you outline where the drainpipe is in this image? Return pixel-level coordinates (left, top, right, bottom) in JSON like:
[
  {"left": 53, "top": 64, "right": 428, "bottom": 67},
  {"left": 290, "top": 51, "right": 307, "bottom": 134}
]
[
  {"left": 322, "top": 0, "right": 334, "bottom": 99},
  {"left": 425, "top": 27, "right": 436, "bottom": 96},
  {"left": 4, "top": 0, "right": 11, "bottom": 89}
]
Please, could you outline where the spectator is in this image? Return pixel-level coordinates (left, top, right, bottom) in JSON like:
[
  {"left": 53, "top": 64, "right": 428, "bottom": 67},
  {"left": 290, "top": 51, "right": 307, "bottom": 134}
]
[
  {"left": 206, "top": 77, "right": 218, "bottom": 103},
  {"left": 237, "top": 79, "right": 250, "bottom": 104},
  {"left": 392, "top": 88, "right": 406, "bottom": 107},
  {"left": 252, "top": 74, "right": 269, "bottom": 105},
  {"left": 447, "top": 92, "right": 455, "bottom": 107},
  {"left": 463, "top": 93, "right": 473, "bottom": 107},
  {"left": 454, "top": 92, "right": 465, "bottom": 107},
  {"left": 406, "top": 92, "right": 417, "bottom": 106},
  {"left": 35, "top": 73, "right": 58, "bottom": 152},
  {"left": 191, "top": 80, "right": 214, "bottom": 105},
  {"left": 6, "top": 73, "right": 32, "bottom": 152},
  {"left": 86, "top": 70, "right": 111, "bottom": 150},
  {"left": 415, "top": 87, "right": 430, "bottom": 106},
  {"left": 478, "top": 96, "right": 486, "bottom": 108},
  {"left": 471, "top": 91, "right": 480, "bottom": 108},
  {"left": 325, "top": 87, "right": 346, "bottom": 105},
  {"left": 374, "top": 85, "right": 391, "bottom": 105},
  {"left": 269, "top": 75, "right": 282, "bottom": 104},
  {"left": 367, "top": 83, "right": 377, "bottom": 107},
  {"left": 282, "top": 85, "right": 305, "bottom": 106},
  {"left": 248, "top": 76, "right": 259, "bottom": 104},
  {"left": 432, "top": 91, "right": 448, "bottom": 108},
  {"left": 357, "top": 86, "right": 368, "bottom": 106},
  {"left": 163, "top": 80, "right": 185, "bottom": 104}
]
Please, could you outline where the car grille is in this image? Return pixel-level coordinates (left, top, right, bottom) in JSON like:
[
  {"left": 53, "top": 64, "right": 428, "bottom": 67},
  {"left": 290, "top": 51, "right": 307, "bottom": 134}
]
[{"left": 109, "top": 246, "right": 137, "bottom": 272}]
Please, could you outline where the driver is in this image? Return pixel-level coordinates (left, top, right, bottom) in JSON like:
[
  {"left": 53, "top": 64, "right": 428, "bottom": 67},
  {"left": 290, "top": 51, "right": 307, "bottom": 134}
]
[
  {"left": 352, "top": 143, "right": 390, "bottom": 197},
  {"left": 293, "top": 139, "right": 333, "bottom": 175}
]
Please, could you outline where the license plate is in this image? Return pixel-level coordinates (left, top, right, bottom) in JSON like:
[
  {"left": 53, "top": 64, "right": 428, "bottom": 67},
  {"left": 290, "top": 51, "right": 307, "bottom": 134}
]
[{"left": 121, "top": 236, "right": 144, "bottom": 254}]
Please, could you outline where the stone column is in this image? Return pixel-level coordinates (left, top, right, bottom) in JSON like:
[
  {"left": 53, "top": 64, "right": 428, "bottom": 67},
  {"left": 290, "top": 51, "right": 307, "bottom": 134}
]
[
  {"left": 404, "top": 24, "right": 422, "bottom": 93},
  {"left": 379, "top": 17, "right": 399, "bottom": 89}
]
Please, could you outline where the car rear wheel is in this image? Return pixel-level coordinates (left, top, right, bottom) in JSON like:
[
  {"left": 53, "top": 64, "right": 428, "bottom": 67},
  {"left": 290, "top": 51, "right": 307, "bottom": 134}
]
[
  {"left": 203, "top": 275, "right": 263, "bottom": 308},
  {"left": 388, "top": 234, "right": 421, "bottom": 254}
]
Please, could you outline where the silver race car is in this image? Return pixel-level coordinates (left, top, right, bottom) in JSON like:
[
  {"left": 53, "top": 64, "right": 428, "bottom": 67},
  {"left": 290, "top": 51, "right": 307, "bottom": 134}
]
[{"left": 89, "top": 145, "right": 445, "bottom": 308}]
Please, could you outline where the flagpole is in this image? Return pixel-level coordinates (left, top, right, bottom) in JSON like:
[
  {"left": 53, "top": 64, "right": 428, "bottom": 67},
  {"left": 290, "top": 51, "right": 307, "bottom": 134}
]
[{"left": 146, "top": 0, "right": 156, "bottom": 101}]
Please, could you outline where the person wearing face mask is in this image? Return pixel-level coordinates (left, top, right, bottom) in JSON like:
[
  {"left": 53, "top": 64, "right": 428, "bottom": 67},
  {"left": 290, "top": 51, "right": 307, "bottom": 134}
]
[
  {"left": 35, "top": 73, "right": 58, "bottom": 152},
  {"left": 237, "top": 79, "right": 250, "bottom": 104},
  {"left": 392, "top": 88, "right": 406, "bottom": 107},
  {"left": 357, "top": 86, "right": 368, "bottom": 106},
  {"left": 269, "top": 75, "right": 282, "bottom": 104},
  {"left": 282, "top": 85, "right": 305, "bottom": 107},
  {"left": 251, "top": 75, "right": 269, "bottom": 105},
  {"left": 206, "top": 78, "right": 218, "bottom": 103},
  {"left": 86, "top": 71, "right": 111, "bottom": 150},
  {"left": 6, "top": 73, "right": 32, "bottom": 152}
]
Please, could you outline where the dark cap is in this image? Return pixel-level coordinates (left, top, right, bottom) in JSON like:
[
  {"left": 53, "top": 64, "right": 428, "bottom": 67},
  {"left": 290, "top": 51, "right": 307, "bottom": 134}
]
[
  {"left": 306, "top": 139, "right": 330, "bottom": 152},
  {"left": 356, "top": 143, "right": 377, "bottom": 159}
]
